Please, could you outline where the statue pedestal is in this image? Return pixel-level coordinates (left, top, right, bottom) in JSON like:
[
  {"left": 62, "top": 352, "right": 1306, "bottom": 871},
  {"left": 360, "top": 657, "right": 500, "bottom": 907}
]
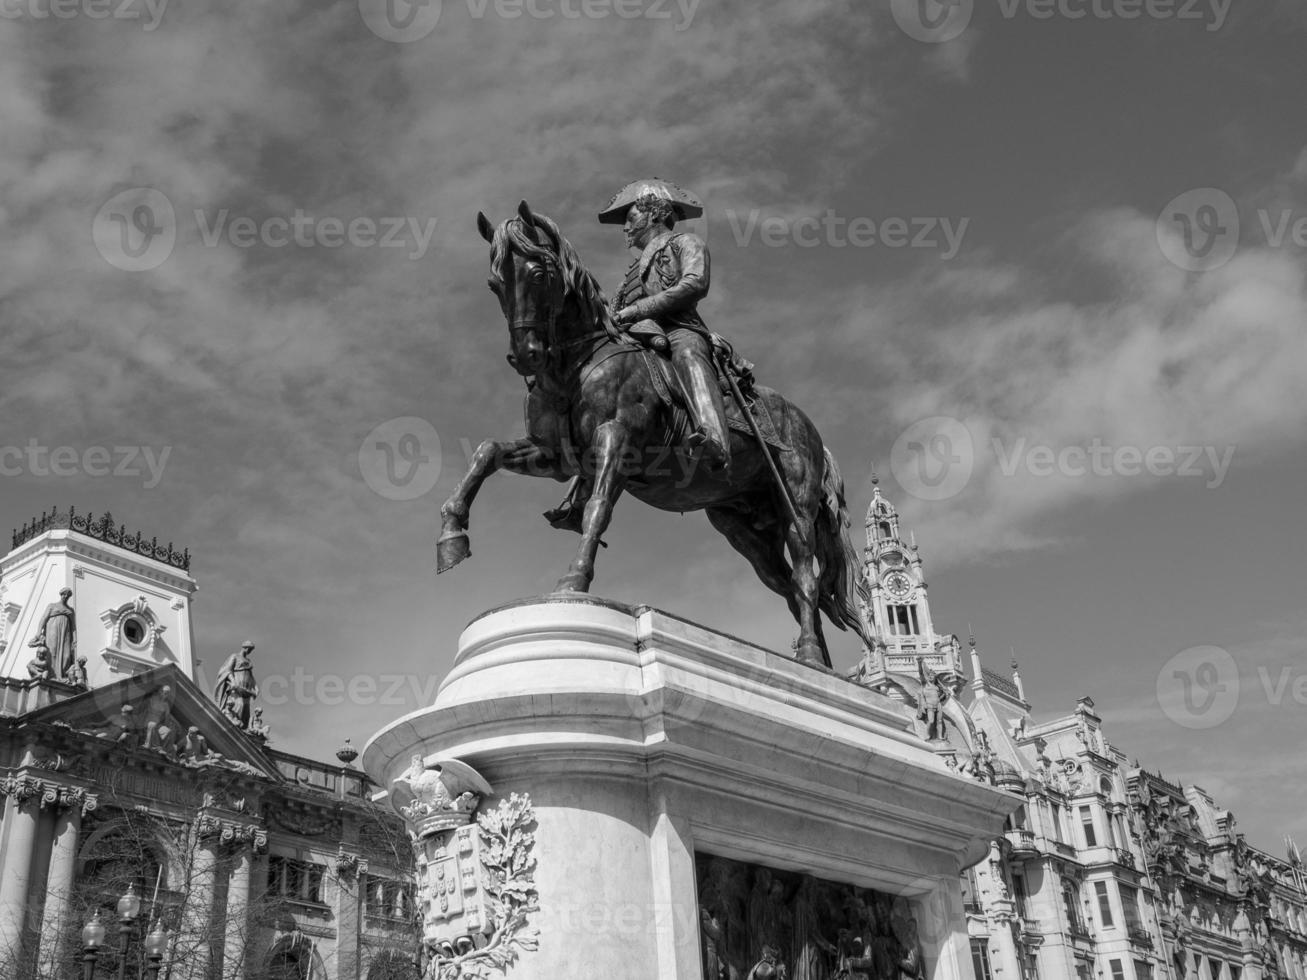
[{"left": 363, "top": 595, "right": 1017, "bottom": 980}]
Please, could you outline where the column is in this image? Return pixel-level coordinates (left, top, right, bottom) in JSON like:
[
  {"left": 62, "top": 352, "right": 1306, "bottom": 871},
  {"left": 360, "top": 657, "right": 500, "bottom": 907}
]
[
  {"left": 181, "top": 822, "right": 220, "bottom": 980},
  {"left": 333, "top": 848, "right": 365, "bottom": 980},
  {"left": 0, "top": 782, "right": 42, "bottom": 963},
  {"left": 38, "top": 788, "right": 97, "bottom": 976},
  {"left": 222, "top": 845, "right": 252, "bottom": 980}
]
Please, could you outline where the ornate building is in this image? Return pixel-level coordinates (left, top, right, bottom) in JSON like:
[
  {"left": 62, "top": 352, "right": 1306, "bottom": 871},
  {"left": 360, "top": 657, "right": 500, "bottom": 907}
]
[
  {"left": 0, "top": 508, "right": 418, "bottom": 980},
  {"left": 850, "top": 484, "right": 1307, "bottom": 980}
]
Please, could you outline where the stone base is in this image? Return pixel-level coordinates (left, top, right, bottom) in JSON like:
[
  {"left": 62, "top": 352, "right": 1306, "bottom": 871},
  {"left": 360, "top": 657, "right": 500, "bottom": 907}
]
[{"left": 364, "top": 595, "right": 1018, "bottom": 980}]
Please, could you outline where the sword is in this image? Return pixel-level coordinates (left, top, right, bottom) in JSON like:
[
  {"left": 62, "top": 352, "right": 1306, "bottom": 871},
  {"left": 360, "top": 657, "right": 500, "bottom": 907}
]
[{"left": 715, "top": 350, "right": 804, "bottom": 535}]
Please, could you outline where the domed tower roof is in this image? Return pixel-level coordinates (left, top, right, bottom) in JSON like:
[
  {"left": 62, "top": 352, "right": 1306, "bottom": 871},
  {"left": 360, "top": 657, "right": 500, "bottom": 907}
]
[{"left": 864, "top": 474, "right": 901, "bottom": 551}]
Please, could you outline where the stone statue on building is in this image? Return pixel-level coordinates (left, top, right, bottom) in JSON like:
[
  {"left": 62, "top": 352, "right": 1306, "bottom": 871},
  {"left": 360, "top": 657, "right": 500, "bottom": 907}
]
[
  {"left": 26, "top": 644, "right": 53, "bottom": 680},
  {"left": 916, "top": 659, "right": 948, "bottom": 742},
  {"left": 214, "top": 640, "right": 259, "bottom": 730},
  {"left": 28, "top": 586, "right": 76, "bottom": 679},
  {"left": 67, "top": 655, "right": 88, "bottom": 688}
]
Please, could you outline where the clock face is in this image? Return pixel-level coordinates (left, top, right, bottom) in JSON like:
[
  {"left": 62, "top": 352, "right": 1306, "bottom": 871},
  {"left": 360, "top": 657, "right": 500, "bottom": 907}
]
[{"left": 884, "top": 571, "right": 913, "bottom": 598}]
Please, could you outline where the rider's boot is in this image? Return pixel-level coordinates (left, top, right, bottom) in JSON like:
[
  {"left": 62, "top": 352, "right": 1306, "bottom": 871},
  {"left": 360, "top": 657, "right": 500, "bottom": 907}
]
[{"left": 681, "top": 357, "right": 731, "bottom": 473}]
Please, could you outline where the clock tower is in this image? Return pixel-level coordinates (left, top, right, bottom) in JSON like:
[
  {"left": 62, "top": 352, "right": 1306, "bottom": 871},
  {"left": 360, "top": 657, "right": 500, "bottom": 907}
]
[{"left": 851, "top": 476, "right": 964, "bottom": 694}]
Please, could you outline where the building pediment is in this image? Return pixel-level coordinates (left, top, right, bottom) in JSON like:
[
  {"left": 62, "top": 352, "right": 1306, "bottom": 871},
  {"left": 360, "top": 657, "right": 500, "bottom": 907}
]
[{"left": 17, "top": 663, "right": 282, "bottom": 781}]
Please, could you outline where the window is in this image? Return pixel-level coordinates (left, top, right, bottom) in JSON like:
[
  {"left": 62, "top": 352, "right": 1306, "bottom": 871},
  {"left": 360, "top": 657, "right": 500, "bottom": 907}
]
[
  {"left": 1120, "top": 886, "right": 1144, "bottom": 934},
  {"left": 1094, "top": 881, "right": 1115, "bottom": 928},
  {"left": 887, "top": 604, "right": 920, "bottom": 636},
  {"left": 122, "top": 615, "right": 147, "bottom": 647},
  {"left": 1230, "top": 965, "right": 1241, "bottom": 980},
  {"left": 961, "top": 866, "right": 983, "bottom": 915},
  {"left": 1051, "top": 805, "right": 1066, "bottom": 843},
  {"left": 1110, "top": 960, "right": 1126, "bottom": 980},
  {"left": 971, "top": 940, "right": 994, "bottom": 980},
  {"left": 1075, "top": 961, "right": 1093, "bottom": 980},
  {"left": 1024, "top": 953, "right": 1042, "bottom": 980},
  {"left": 367, "top": 875, "right": 415, "bottom": 920},
  {"left": 1063, "top": 880, "right": 1085, "bottom": 934},
  {"left": 1080, "top": 806, "right": 1099, "bottom": 847},
  {"left": 1012, "top": 872, "right": 1031, "bottom": 920},
  {"left": 267, "top": 855, "right": 325, "bottom": 904},
  {"left": 1136, "top": 961, "right": 1155, "bottom": 980}
]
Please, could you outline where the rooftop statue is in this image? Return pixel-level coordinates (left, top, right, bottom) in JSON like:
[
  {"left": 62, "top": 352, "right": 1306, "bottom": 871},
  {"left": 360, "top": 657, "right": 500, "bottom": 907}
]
[{"left": 438, "top": 181, "right": 873, "bottom": 666}]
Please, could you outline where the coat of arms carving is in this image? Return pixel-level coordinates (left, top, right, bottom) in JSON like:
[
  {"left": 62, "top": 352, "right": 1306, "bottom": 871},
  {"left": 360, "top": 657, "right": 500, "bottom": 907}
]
[{"left": 391, "top": 756, "right": 539, "bottom": 979}]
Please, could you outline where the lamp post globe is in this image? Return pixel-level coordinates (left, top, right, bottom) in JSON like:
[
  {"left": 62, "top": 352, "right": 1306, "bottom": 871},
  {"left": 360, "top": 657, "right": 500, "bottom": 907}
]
[{"left": 81, "top": 910, "right": 106, "bottom": 980}]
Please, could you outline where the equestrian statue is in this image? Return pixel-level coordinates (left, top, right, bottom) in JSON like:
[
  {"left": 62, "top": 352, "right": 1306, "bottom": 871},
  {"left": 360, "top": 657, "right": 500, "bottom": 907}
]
[{"left": 437, "top": 179, "right": 873, "bottom": 667}]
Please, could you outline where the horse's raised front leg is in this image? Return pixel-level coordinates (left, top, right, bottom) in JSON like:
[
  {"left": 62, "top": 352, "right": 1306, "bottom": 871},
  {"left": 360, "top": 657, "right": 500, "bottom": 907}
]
[
  {"left": 555, "top": 421, "right": 629, "bottom": 593},
  {"left": 437, "top": 437, "right": 562, "bottom": 573}
]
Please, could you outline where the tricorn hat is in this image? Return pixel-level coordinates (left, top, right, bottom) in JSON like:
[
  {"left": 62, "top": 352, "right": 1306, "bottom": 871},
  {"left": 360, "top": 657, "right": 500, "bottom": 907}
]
[{"left": 598, "top": 178, "right": 704, "bottom": 225}]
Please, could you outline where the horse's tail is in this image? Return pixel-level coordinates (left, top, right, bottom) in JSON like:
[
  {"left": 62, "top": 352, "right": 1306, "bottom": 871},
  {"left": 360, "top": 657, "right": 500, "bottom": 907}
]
[{"left": 816, "top": 446, "right": 876, "bottom": 648}]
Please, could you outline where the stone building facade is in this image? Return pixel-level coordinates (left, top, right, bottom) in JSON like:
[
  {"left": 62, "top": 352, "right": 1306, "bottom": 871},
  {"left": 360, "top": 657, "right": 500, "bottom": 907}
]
[
  {"left": 850, "top": 482, "right": 1307, "bottom": 980},
  {"left": 0, "top": 509, "right": 418, "bottom": 980}
]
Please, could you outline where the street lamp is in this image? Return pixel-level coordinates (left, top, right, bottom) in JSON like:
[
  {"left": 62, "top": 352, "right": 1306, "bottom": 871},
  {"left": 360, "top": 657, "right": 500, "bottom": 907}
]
[
  {"left": 81, "top": 910, "right": 106, "bottom": 980},
  {"left": 115, "top": 883, "right": 141, "bottom": 980},
  {"left": 143, "top": 922, "right": 168, "bottom": 980}
]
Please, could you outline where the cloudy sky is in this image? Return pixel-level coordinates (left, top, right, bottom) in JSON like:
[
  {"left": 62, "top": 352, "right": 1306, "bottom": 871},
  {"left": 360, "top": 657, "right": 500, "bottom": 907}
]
[{"left": 2, "top": 0, "right": 1305, "bottom": 849}]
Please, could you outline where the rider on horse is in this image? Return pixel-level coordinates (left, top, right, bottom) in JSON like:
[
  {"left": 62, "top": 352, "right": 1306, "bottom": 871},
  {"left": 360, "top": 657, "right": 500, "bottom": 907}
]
[
  {"left": 546, "top": 178, "right": 735, "bottom": 533},
  {"left": 602, "top": 178, "right": 731, "bottom": 473}
]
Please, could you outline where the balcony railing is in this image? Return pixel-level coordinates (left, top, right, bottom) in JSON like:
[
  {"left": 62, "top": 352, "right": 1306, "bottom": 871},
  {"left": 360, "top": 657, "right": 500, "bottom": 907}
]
[{"left": 1007, "top": 828, "right": 1039, "bottom": 858}]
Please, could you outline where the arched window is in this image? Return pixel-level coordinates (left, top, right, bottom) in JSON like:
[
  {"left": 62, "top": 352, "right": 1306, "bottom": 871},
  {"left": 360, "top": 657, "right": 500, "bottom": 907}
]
[
  {"left": 263, "top": 934, "right": 319, "bottom": 980},
  {"left": 79, "top": 825, "right": 168, "bottom": 911}
]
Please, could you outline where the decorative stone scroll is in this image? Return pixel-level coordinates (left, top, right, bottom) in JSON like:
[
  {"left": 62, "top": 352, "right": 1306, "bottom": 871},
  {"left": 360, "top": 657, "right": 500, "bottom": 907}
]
[
  {"left": 197, "top": 814, "right": 268, "bottom": 851},
  {"left": 0, "top": 775, "right": 99, "bottom": 816},
  {"left": 390, "top": 757, "right": 539, "bottom": 980}
]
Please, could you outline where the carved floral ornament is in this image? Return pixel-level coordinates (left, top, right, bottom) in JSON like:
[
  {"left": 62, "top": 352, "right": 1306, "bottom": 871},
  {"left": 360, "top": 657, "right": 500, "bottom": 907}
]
[
  {"left": 0, "top": 774, "right": 99, "bottom": 816},
  {"left": 391, "top": 757, "right": 539, "bottom": 980}
]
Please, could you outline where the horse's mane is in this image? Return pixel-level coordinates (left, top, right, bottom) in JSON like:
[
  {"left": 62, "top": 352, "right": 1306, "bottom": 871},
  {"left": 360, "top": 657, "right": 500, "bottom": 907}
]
[{"left": 489, "top": 212, "right": 621, "bottom": 341}]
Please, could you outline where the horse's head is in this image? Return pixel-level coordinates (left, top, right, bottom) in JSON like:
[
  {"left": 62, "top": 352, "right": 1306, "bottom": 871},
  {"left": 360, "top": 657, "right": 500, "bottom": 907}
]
[{"left": 478, "top": 201, "right": 611, "bottom": 378}]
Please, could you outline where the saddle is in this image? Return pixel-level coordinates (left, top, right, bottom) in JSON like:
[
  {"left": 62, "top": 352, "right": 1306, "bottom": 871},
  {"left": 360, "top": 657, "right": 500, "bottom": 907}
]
[{"left": 638, "top": 339, "right": 792, "bottom": 454}]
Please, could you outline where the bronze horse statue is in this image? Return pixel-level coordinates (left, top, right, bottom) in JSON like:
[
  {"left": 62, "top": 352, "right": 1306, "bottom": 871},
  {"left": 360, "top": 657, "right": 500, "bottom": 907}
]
[{"left": 437, "top": 202, "right": 873, "bottom": 667}]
